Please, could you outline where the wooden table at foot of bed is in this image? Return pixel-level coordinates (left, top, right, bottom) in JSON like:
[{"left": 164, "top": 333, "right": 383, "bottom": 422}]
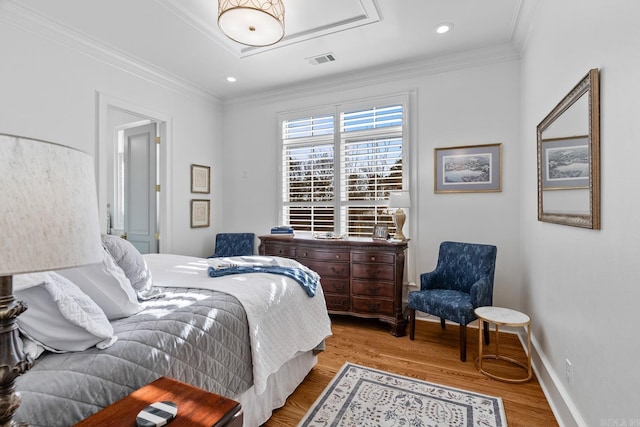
[{"left": 74, "top": 376, "right": 243, "bottom": 427}]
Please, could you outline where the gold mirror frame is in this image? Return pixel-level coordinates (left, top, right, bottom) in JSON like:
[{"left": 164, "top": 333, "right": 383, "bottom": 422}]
[{"left": 537, "top": 69, "right": 600, "bottom": 229}]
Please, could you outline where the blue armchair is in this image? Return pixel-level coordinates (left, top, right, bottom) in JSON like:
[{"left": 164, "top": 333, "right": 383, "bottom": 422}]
[
  {"left": 209, "top": 233, "right": 255, "bottom": 258},
  {"left": 407, "top": 241, "right": 497, "bottom": 362}
]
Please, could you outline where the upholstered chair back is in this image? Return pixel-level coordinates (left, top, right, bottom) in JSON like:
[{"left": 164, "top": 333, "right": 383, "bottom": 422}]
[
  {"left": 433, "top": 241, "right": 497, "bottom": 295},
  {"left": 211, "top": 233, "right": 255, "bottom": 258}
]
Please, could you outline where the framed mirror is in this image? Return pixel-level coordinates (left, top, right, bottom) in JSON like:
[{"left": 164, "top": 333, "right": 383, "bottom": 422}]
[{"left": 537, "top": 69, "right": 600, "bottom": 229}]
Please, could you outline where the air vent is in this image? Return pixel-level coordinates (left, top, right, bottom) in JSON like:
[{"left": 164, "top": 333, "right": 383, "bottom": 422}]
[{"left": 308, "top": 53, "right": 336, "bottom": 65}]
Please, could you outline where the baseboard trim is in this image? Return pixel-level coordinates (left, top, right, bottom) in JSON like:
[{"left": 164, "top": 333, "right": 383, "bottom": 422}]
[
  {"left": 515, "top": 330, "right": 588, "bottom": 427},
  {"left": 414, "top": 316, "right": 587, "bottom": 426}
]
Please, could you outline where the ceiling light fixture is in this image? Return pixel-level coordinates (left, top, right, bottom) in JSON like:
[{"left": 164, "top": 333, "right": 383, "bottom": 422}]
[
  {"left": 218, "top": 0, "right": 285, "bottom": 47},
  {"left": 435, "top": 23, "right": 454, "bottom": 34},
  {"left": 226, "top": 76, "right": 237, "bottom": 82}
]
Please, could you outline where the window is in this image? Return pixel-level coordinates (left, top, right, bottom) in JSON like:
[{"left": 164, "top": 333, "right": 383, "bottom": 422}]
[{"left": 280, "top": 96, "right": 408, "bottom": 237}]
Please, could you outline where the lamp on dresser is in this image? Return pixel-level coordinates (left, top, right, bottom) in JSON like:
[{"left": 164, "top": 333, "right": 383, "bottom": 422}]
[
  {"left": 0, "top": 134, "right": 103, "bottom": 425},
  {"left": 388, "top": 191, "right": 411, "bottom": 241}
]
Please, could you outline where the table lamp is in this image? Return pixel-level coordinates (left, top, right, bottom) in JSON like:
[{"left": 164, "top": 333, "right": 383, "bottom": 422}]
[
  {"left": 0, "top": 134, "right": 103, "bottom": 425},
  {"left": 388, "top": 191, "right": 411, "bottom": 241}
]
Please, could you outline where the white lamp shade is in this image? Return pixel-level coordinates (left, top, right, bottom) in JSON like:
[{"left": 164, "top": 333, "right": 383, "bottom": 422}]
[
  {"left": 388, "top": 191, "right": 411, "bottom": 209},
  {"left": 218, "top": 0, "right": 285, "bottom": 47},
  {"left": 0, "top": 134, "right": 103, "bottom": 275}
]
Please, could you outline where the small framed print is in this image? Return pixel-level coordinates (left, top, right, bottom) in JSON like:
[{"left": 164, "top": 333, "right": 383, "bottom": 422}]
[
  {"left": 190, "top": 199, "right": 210, "bottom": 228},
  {"left": 372, "top": 224, "right": 389, "bottom": 240},
  {"left": 191, "top": 164, "right": 210, "bottom": 194},
  {"left": 540, "top": 136, "right": 589, "bottom": 190},
  {"left": 434, "top": 143, "right": 502, "bottom": 193}
]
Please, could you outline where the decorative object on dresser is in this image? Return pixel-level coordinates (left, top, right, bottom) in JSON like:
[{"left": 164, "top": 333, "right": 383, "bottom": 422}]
[
  {"left": 407, "top": 241, "right": 497, "bottom": 362},
  {"left": 0, "top": 133, "right": 104, "bottom": 426},
  {"left": 387, "top": 191, "right": 411, "bottom": 240},
  {"left": 259, "top": 234, "right": 408, "bottom": 336},
  {"left": 371, "top": 223, "right": 389, "bottom": 240},
  {"left": 75, "top": 377, "right": 243, "bottom": 427}
]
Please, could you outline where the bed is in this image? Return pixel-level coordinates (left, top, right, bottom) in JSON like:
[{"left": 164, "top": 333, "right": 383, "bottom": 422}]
[{"left": 13, "top": 235, "right": 332, "bottom": 427}]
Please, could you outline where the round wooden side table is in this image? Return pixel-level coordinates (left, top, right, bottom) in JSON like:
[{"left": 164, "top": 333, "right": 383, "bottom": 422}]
[{"left": 475, "top": 306, "right": 532, "bottom": 383}]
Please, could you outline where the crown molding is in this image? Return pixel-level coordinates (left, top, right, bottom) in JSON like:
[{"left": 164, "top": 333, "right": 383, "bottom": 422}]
[
  {"left": 1, "top": 1, "right": 221, "bottom": 106},
  {"left": 511, "top": 0, "right": 543, "bottom": 54},
  {"left": 223, "top": 43, "right": 520, "bottom": 108}
]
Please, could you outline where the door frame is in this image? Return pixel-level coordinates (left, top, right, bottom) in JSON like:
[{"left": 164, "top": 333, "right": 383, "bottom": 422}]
[{"left": 97, "top": 91, "right": 173, "bottom": 253}]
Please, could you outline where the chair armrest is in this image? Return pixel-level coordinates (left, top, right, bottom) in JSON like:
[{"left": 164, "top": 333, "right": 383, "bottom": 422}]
[
  {"left": 419, "top": 271, "right": 441, "bottom": 291},
  {"left": 470, "top": 277, "right": 493, "bottom": 307}
]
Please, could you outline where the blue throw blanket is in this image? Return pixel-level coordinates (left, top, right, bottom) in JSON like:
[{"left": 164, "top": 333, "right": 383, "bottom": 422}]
[{"left": 207, "top": 256, "right": 319, "bottom": 297}]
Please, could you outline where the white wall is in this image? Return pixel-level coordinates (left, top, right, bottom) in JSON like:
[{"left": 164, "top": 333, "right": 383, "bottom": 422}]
[
  {"left": 0, "top": 15, "right": 223, "bottom": 257},
  {"left": 521, "top": 1, "right": 640, "bottom": 425},
  {"left": 221, "top": 56, "right": 522, "bottom": 307}
]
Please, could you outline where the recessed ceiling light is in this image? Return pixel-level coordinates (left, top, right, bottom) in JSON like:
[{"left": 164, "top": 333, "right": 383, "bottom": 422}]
[
  {"left": 226, "top": 76, "right": 237, "bottom": 83},
  {"left": 435, "top": 23, "right": 454, "bottom": 34}
]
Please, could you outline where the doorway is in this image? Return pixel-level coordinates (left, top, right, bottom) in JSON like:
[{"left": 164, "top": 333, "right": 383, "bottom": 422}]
[
  {"left": 116, "top": 122, "right": 158, "bottom": 253},
  {"left": 97, "top": 92, "right": 172, "bottom": 254}
]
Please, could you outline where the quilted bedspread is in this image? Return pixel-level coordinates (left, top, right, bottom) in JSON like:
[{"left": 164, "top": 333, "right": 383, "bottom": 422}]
[
  {"left": 144, "top": 254, "right": 333, "bottom": 395},
  {"left": 15, "top": 286, "right": 252, "bottom": 427},
  {"left": 14, "top": 254, "right": 332, "bottom": 426}
]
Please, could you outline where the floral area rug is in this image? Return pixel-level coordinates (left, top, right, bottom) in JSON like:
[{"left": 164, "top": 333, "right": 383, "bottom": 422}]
[{"left": 298, "top": 362, "right": 507, "bottom": 427}]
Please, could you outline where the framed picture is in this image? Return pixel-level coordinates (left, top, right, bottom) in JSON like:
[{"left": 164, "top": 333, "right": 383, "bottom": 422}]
[
  {"left": 372, "top": 224, "right": 389, "bottom": 240},
  {"left": 190, "top": 199, "right": 210, "bottom": 228},
  {"left": 434, "top": 143, "right": 502, "bottom": 193},
  {"left": 191, "top": 164, "right": 210, "bottom": 194},
  {"left": 540, "top": 136, "right": 590, "bottom": 190}
]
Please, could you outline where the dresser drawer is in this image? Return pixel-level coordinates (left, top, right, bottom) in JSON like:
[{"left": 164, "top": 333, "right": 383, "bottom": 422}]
[
  {"left": 297, "top": 249, "right": 350, "bottom": 262},
  {"left": 351, "top": 252, "right": 395, "bottom": 264},
  {"left": 351, "top": 280, "right": 394, "bottom": 298},
  {"left": 302, "top": 260, "right": 350, "bottom": 278},
  {"left": 351, "top": 296, "right": 394, "bottom": 316},
  {"left": 351, "top": 263, "right": 395, "bottom": 281},
  {"left": 263, "top": 243, "right": 295, "bottom": 258},
  {"left": 325, "top": 294, "right": 350, "bottom": 312},
  {"left": 322, "top": 278, "right": 350, "bottom": 294}
]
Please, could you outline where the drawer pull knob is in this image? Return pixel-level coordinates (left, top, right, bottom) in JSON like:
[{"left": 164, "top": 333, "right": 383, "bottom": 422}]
[
  {"left": 336, "top": 254, "right": 340, "bottom": 259},
  {"left": 331, "top": 266, "right": 345, "bottom": 275},
  {"left": 370, "top": 256, "right": 376, "bottom": 261},
  {"left": 303, "top": 252, "right": 308, "bottom": 257}
]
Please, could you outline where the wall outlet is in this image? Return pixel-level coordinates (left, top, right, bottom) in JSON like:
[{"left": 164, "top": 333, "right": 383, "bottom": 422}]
[{"left": 565, "top": 358, "right": 573, "bottom": 385}]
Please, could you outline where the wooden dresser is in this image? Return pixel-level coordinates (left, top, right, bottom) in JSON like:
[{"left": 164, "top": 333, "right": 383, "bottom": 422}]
[{"left": 259, "top": 234, "right": 408, "bottom": 336}]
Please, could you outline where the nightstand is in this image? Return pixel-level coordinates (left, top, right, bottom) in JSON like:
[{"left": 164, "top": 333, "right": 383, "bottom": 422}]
[{"left": 74, "top": 377, "right": 243, "bottom": 427}]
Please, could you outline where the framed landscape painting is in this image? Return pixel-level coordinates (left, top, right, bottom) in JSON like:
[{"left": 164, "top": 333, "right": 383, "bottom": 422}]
[
  {"left": 540, "top": 136, "right": 590, "bottom": 190},
  {"left": 434, "top": 143, "right": 502, "bottom": 193}
]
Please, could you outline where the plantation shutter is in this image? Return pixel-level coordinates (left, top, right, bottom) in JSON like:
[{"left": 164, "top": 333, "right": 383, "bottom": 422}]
[
  {"left": 280, "top": 97, "right": 407, "bottom": 237},
  {"left": 340, "top": 104, "right": 404, "bottom": 237},
  {"left": 282, "top": 115, "right": 335, "bottom": 231}
]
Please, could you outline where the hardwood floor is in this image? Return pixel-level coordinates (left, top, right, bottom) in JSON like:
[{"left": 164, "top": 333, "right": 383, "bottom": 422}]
[{"left": 264, "top": 315, "right": 558, "bottom": 427}]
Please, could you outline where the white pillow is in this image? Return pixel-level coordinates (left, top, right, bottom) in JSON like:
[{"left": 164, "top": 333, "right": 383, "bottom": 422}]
[
  {"left": 101, "top": 234, "right": 157, "bottom": 299},
  {"left": 57, "top": 248, "right": 143, "bottom": 320},
  {"left": 14, "top": 272, "right": 117, "bottom": 352}
]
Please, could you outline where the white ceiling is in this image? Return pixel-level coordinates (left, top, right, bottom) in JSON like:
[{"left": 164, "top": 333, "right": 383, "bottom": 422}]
[{"left": 9, "top": 0, "right": 529, "bottom": 101}]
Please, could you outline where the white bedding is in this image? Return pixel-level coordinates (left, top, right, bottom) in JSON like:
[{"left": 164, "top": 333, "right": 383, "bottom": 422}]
[{"left": 143, "top": 253, "right": 332, "bottom": 395}]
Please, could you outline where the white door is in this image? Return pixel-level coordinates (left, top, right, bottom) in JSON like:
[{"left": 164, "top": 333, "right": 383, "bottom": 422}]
[{"left": 123, "top": 123, "right": 158, "bottom": 254}]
